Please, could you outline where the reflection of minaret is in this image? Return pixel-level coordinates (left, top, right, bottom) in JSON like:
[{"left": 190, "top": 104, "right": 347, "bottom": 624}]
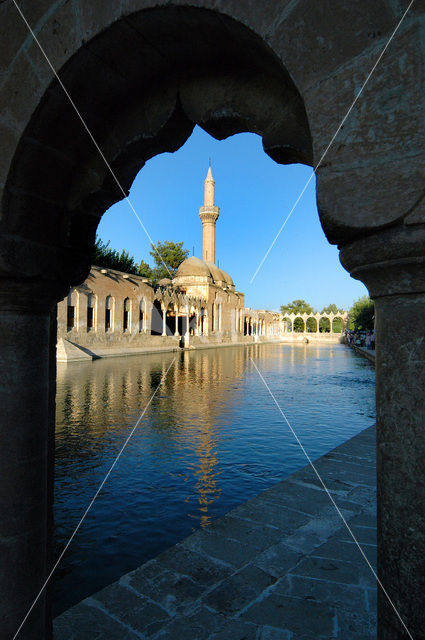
[{"left": 199, "top": 163, "right": 220, "bottom": 263}]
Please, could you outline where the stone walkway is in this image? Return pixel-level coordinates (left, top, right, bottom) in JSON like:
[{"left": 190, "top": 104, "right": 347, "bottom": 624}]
[{"left": 54, "top": 426, "right": 377, "bottom": 639}]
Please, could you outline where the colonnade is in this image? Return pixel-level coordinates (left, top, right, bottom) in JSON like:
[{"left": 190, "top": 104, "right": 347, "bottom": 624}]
[{"left": 283, "top": 312, "right": 348, "bottom": 334}]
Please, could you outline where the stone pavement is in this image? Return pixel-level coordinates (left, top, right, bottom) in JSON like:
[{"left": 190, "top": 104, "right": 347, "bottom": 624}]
[{"left": 54, "top": 426, "right": 377, "bottom": 639}]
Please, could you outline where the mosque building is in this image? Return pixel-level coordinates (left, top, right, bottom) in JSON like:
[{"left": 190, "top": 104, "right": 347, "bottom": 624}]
[{"left": 57, "top": 167, "right": 286, "bottom": 361}]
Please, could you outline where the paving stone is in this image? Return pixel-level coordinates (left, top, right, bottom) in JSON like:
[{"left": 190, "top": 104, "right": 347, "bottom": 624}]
[
  {"left": 153, "top": 544, "right": 232, "bottom": 588},
  {"left": 153, "top": 605, "right": 225, "bottom": 639},
  {"left": 290, "top": 556, "right": 376, "bottom": 589},
  {"left": 282, "top": 506, "right": 354, "bottom": 555},
  {"left": 203, "top": 564, "right": 277, "bottom": 614},
  {"left": 208, "top": 513, "right": 284, "bottom": 548},
  {"left": 254, "top": 541, "right": 302, "bottom": 578},
  {"left": 53, "top": 601, "right": 141, "bottom": 639},
  {"left": 348, "top": 512, "right": 377, "bottom": 528},
  {"left": 127, "top": 567, "right": 205, "bottom": 615},
  {"left": 337, "top": 526, "right": 377, "bottom": 546},
  {"left": 206, "top": 618, "right": 259, "bottom": 639},
  {"left": 242, "top": 592, "right": 336, "bottom": 637},
  {"left": 336, "top": 608, "right": 376, "bottom": 639},
  {"left": 89, "top": 583, "right": 170, "bottom": 636},
  {"left": 181, "top": 528, "right": 260, "bottom": 568},
  {"left": 312, "top": 537, "right": 377, "bottom": 568},
  {"left": 256, "top": 626, "right": 292, "bottom": 639},
  {"left": 274, "top": 574, "right": 366, "bottom": 611},
  {"left": 231, "top": 499, "right": 311, "bottom": 533}
]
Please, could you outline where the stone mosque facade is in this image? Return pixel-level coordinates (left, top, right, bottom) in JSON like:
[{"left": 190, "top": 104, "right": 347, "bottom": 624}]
[{"left": 57, "top": 168, "right": 287, "bottom": 361}]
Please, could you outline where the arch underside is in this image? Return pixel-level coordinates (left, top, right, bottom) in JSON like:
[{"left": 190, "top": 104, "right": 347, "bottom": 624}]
[{"left": 2, "top": 6, "right": 312, "bottom": 285}]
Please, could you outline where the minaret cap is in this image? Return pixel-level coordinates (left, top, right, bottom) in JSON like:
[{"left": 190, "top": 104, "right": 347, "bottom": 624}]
[{"left": 205, "top": 165, "right": 214, "bottom": 182}]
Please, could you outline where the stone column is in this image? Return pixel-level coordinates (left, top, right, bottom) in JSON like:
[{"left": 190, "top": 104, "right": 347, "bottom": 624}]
[
  {"left": 0, "top": 279, "right": 67, "bottom": 640},
  {"left": 340, "top": 226, "right": 425, "bottom": 639}
]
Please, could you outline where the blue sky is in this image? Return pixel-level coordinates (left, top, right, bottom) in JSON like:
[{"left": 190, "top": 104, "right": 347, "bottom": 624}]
[{"left": 97, "top": 126, "right": 368, "bottom": 311}]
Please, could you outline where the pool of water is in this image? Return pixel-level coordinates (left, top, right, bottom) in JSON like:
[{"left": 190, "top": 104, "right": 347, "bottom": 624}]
[{"left": 54, "top": 342, "right": 375, "bottom": 614}]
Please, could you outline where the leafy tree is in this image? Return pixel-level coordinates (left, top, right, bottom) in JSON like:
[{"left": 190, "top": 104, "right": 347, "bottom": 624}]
[
  {"left": 293, "top": 317, "right": 305, "bottom": 332},
  {"left": 92, "top": 237, "right": 139, "bottom": 274},
  {"left": 349, "top": 296, "right": 375, "bottom": 331},
  {"left": 319, "top": 317, "right": 331, "bottom": 333},
  {"left": 138, "top": 260, "right": 154, "bottom": 279},
  {"left": 149, "top": 240, "right": 189, "bottom": 282},
  {"left": 280, "top": 299, "right": 315, "bottom": 315},
  {"left": 321, "top": 303, "right": 345, "bottom": 315},
  {"left": 306, "top": 317, "right": 317, "bottom": 332},
  {"left": 332, "top": 317, "right": 345, "bottom": 333}
]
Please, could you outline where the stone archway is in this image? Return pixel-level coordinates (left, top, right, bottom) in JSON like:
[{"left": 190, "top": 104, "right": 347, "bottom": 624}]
[{"left": 1, "top": 3, "right": 425, "bottom": 639}]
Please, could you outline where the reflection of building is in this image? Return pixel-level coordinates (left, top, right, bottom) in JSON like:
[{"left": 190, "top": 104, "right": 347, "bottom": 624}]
[{"left": 57, "top": 167, "right": 285, "bottom": 360}]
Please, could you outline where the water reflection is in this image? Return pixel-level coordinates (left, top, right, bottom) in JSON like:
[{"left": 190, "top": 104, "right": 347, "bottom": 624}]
[{"left": 54, "top": 343, "right": 375, "bottom": 614}]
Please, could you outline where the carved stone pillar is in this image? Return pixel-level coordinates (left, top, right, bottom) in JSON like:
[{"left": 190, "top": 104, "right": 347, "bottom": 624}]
[
  {"left": 340, "top": 225, "right": 425, "bottom": 639},
  {"left": 0, "top": 278, "right": 70, "bottom": 640}
]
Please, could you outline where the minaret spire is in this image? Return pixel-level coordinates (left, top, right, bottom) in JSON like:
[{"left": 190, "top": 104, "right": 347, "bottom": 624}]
[{"left": 199, "top": 164, "right": 220, "bottom": 263}]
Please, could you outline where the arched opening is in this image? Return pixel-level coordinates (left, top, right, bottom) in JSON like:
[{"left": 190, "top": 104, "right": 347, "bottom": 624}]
[
  {"left": 105, "top": 296, "right": 114, "bottom": 332},
  {"left": 200, "top": 307, "right": 206, "bottom": 335},
  {"left": 2, "top": 4, "right": 420, "bottom": 639},
  {"left": 332, "top": 316, "right": 344, "bottom": 333},
  {"left": 67, "top": 290, "right": 77, "bottom": 331},
  {"left": 123, "top": 297, "right": 130, "bottom": 332},
  {"left": 319, "top": 317, "right": 331, "bottom": 333},
  {"left": 165, "top": 303, "right": 175, "bottom": 336},
  {"left": 139, "top": 299, "right": 145, "bottom": 333},
  {"left": 306, "top": 317, "right": 317, "bottom": 333},
  {"left": 151, "top": 300, "right": 163, "bottom": 336},
  {"left": 293, "top": 316, "right": 305, "bottom": 333},
  {"left": 189, "top": 308, "right": 197, "bottom": 335},
  {"left": 86, "top": 293, "right": 95, "bottom": 331}
]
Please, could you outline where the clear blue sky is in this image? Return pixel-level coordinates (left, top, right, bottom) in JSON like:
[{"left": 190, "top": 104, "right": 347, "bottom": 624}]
[{"left": 97, "top": 126, "right": 368, "bottom": 312}]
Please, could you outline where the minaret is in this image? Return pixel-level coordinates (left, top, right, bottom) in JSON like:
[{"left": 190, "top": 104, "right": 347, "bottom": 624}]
[{"left": 199, "top": 164, "right": 220, "bottom": 263}]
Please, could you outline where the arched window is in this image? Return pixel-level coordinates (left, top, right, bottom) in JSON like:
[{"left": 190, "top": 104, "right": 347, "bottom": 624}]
[
  {"left": 87, "top": 293, "right": 95, "bottom": 330},
  {"left": 211, "top": 303, "right": 215, "bottom": 332},
  {"left": 105, "top": 296, "right": 113, "bottom": 331},
  {"left": 123, "top": 298, "right": 130, "bottom": 332},
  {"left": 67, "top": 290, "right": 77, "bottom": 330},
  {"left": 139, "top": 299, "right": 144, "bottom": 332}
]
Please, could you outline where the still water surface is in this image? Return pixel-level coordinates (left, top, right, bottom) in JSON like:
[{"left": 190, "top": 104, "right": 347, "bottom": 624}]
[{"left": 54, "top": 343, "right": 375, "bottom": 614}]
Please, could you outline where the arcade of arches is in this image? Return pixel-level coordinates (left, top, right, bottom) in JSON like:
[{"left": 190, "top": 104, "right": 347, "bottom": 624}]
[{"left": 1, "top": 2, "right": 425, "bottom": 639}]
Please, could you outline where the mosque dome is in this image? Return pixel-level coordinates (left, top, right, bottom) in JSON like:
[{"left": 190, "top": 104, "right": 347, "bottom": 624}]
[
  {"left": 220, "top": 269, "right": 234, "bottom": 287},
  {"left": 175, "top": 256, "right": 213, "bottom": 281},
  {"left": 204, "top": 261, "right": 225, "bottom": 283}
]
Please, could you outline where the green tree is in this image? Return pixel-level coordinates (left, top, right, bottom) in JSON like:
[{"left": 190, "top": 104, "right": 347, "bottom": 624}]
[
  {"left": 150, "top": 240, "right": 189, "bottom": 282},
  {"left": 306, "top": 317, "right": 317, "bottom": 332},
  {"left": 280, "top": 299, "right": 314, "bottom": 315},
  {"left": 321, "top": 303, "right": 344, "bottom": 315},
  {"left": 349, "top": 296, "right": 375, "bottom": 331},
  {"left": 293, "top": 317, "right": 305, "bottom": 332},
  {"left": 138, "top": 260, "right": 154, "bottom": 279},
  {"left": 92, "top": 237, "right": 139, "bottom": 274}
]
